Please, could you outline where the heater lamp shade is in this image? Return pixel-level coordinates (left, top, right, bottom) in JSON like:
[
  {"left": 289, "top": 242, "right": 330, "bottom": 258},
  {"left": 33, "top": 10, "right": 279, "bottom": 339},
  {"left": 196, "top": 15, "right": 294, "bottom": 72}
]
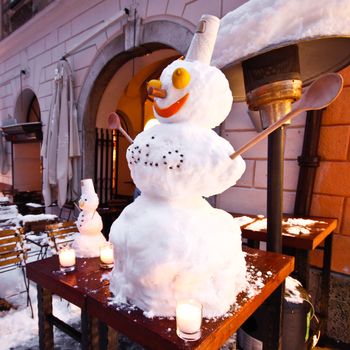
[
  {"left": 221, "top": 36, "right": 350, "bottom": 102},
  {"left": 212, "top": 0, "right": 350, "bottom": 101}
]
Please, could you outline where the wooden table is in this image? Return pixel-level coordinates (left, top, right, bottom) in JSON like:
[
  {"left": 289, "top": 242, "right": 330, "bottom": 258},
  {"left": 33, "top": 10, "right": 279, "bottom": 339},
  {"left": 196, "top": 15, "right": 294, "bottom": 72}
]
[
  {"left": 26, "top": 257, "right": 103, "bottom": 349},
  {"left": 232, "top": 213, "right": 337, "bottom": 335},
  {"left": 27, "top": 248, "right": 294, "bottom": 350}
]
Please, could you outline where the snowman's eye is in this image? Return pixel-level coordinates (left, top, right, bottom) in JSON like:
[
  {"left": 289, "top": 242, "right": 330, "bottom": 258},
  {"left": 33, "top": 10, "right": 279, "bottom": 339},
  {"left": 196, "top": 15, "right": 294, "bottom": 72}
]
[{"left": 172, "top": 68, "right": 190, "bottom": 89}]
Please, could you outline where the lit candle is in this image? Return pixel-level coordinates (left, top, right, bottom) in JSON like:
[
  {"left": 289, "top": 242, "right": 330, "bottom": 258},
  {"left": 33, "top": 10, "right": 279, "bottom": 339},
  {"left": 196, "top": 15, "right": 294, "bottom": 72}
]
[
  {"left": 99, "top": 242, "right": 114, "bottom": 269},
  {"left": 58, "top": 247, "right": 76, "bottom": 272},
  {"left": 176, "top": 299, "right": 202, "bottom": 341}
]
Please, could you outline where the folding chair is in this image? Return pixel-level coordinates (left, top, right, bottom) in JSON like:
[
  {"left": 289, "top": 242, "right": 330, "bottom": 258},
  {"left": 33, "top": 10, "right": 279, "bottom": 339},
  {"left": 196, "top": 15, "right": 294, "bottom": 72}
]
[
  {"left": 46, "top": 221, "right": 78, "bottom": 255},
  {"left": 0, "top": 227, "right": 34, "bottom": 317}
]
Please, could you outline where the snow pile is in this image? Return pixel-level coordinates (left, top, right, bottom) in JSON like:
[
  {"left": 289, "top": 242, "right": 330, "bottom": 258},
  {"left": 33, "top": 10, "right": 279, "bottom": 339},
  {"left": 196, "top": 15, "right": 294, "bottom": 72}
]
[
  {"left": 0, "top": 205, "right": 18, "bottom": 221},
  {"left": 0, "top": 196, "right": 9, "bottom": 203},
  {"left": 72, "top": 179, "right": 106, "bottom": 258},
  {"left": 285, "top": 276, "right": 305, "bottom": 304},
  {"left": 109, "top": 15, "right": 247, "bottom": 319},
  {"left": 110, "top": 196, "right": 246, "bottom": 318},
  {"left": 212, "top": 0, "right": 350, "bottom": 68}
]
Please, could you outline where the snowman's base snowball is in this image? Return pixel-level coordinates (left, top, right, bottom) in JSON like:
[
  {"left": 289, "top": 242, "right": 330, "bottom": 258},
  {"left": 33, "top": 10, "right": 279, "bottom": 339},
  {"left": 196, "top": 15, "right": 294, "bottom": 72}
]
[
  {"left": 109, "top": 195, "right": 247, "bottom": 318},
  {"left": 72, "top": 233, "right": 106, "bottom": 258}
]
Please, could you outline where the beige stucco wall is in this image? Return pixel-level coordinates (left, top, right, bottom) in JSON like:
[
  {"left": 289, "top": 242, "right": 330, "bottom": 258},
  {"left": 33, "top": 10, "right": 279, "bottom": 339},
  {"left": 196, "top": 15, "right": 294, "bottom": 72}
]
[{"left": 0, "top": 0, "right": 304, "bottom": 217}]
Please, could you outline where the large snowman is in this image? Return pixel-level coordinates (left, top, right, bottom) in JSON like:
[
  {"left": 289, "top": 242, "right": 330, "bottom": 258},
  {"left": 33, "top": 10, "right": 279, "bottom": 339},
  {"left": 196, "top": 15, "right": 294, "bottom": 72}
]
[
  {"left": 109, "top": 15, "right": 247, "bottom": 318},
  {"left": 72, "top": 179, "right": 106, "bottom": 257}
]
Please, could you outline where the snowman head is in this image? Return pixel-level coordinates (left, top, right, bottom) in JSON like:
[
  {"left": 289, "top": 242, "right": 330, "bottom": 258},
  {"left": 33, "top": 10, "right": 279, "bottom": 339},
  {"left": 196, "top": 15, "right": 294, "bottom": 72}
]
[
  {"left": 79, "top": 179, "right": 99, "bottom": 211},
  {"left": 148, "top": 15, "right": 233, "bottom": 129}
]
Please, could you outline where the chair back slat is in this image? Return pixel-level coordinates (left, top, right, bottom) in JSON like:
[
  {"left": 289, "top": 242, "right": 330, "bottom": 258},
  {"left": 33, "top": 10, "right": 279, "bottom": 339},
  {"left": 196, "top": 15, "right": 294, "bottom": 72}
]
[
  {"left": 0, "top": 230, "right": 23, "bottom": 267},
  {"left": 46, "top": 221, "right": 77, "bottom": 230},
  {"left": 0, "top": 235, "right": 20, "bottom": 244},
  {"left": 47, "top": 228, "right": 78, "bottom": 237},
  {"left": 0, "top": 243, "right": 17, "bottom": 253},
  {"left": 46, "top": 221, "right": 77, "bottom": 253},
  {"left": 0, "top": 226, "right": 33, "bottom": 317},
  {"left": 0, "top": 249, "right": 21, "bottom": 259},
  {"left": 0, "top": 256, "right": 21, "bottom": 267},
  {"left": 0, "top": 229, "right": 19, "bottom": 238}
]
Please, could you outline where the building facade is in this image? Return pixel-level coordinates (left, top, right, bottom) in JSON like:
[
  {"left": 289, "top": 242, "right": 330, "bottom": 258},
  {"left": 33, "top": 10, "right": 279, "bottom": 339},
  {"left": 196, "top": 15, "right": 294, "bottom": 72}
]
[{"left": 0, "top": 0, "right": 349, "bottom": 343}]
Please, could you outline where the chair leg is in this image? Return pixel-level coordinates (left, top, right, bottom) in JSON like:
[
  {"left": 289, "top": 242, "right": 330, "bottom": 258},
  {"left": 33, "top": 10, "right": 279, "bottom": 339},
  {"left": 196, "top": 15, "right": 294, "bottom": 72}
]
[{"left": 21, "top": 266, "right": 34, "bottom": 318}]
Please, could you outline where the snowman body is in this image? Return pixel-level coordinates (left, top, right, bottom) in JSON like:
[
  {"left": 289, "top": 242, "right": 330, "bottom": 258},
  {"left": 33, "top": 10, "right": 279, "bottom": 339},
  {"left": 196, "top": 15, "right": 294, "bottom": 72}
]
[
  {"left": 72, "top": 191, "right": 106, "bottom": 257},
  {"left": 109, "top": 56, "right": 248, "bottom": 318}
]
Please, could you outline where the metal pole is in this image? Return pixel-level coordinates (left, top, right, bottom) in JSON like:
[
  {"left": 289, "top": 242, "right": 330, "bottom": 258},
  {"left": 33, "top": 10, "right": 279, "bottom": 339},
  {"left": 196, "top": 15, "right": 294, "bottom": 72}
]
[
  {"left": 263, "top": 125, "right": 285, "bottom": 349},
  {"left": 267, "top": 126, "right": 285, "bottom": 253}
]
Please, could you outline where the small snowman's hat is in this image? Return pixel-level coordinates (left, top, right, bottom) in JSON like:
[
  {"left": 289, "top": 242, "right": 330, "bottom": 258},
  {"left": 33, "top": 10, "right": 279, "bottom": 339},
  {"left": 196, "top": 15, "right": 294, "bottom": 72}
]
[
  {"left": 81, "top": 178, "right": 97, "bottom": 196},
  {"left": 186, "top": 14, "right": 220, "bottom": 65}
]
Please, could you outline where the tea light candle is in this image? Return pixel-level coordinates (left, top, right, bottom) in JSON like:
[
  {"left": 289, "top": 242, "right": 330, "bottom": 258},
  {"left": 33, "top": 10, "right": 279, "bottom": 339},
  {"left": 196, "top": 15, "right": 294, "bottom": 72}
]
[
  {"left": 99, "top": 242, "right": 114, "bottom": 269},
  {"left": 176, "top": 299, "right": 202, "bottom": 341},
  {"left": 58, "top": 247, "right": 76, "bottom": 272}
]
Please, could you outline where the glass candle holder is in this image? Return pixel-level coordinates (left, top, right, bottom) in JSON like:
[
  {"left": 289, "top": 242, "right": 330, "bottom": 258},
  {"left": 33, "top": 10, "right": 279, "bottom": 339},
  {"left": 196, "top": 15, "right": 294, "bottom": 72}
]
[
  {"left": 99, "top": 242, "right": 114, "bottom": 269},
  {"left": 58, "top": 247, "right": 76, "bottom": 273},
  {"left": 176, "top": 299, "right": 202, "bottom": 341}
]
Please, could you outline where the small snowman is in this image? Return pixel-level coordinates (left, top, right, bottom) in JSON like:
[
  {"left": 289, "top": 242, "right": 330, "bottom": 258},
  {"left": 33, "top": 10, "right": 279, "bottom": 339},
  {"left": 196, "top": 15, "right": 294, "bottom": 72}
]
[
  {"left": 110, "top": 15, "right": 247, "bottom": 318},
  {"left": 72, "top": 179, "right": 106, "bottom": 257}
]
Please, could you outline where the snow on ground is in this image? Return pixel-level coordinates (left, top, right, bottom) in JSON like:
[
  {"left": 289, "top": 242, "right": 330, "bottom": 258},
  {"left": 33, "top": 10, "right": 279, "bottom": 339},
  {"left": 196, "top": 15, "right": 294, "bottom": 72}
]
[{"left": 0, "top": 276, "right": 80, "bottom": 350}]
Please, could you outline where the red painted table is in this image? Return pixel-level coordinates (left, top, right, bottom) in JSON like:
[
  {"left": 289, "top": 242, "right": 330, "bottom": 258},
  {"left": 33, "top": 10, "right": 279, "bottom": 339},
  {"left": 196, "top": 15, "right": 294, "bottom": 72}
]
[{"left": 26, "top": 247, "right": 294, "bottom": 350}]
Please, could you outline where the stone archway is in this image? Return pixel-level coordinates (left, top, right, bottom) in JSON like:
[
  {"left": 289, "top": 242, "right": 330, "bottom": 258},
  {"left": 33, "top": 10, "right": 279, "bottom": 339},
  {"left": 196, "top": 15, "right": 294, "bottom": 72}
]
[{"left": 77, "top": 20, "right": 194, "bottom": 179}]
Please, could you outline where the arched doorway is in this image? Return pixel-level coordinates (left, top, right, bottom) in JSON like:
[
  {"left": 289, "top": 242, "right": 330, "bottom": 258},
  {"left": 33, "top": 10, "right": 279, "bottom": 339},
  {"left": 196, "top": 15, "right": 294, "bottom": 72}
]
[
  {"left": 78, "top": 20, "right": 193, "bottom": 207},
  {"left": 2, "top": 89, "right": 43, "bottom": 209},
  {"left": 95, "top": 49, "right": 180, "bottom": 203}
]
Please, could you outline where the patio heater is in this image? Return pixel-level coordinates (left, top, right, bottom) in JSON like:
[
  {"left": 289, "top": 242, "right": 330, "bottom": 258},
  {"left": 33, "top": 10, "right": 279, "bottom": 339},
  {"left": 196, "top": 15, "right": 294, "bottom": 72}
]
[
  {"left": 217, "top": 27, "right": 350, "bottom": 350},
  {"left": 222, "top": 35, "right": 350, "bottom": 257},
  {"left": 242, "top": 45, "right": 302, "bottom": 253}
]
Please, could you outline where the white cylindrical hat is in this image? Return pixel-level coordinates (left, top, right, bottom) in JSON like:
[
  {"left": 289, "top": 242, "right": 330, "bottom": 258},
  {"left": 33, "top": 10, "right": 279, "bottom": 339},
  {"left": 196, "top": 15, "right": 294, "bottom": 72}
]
[
  {"left": 186, "top": 14, "right": 220, "bottom": 65},
  {"left": 81, "top": 179, "right": 96, "bottom": 196}
]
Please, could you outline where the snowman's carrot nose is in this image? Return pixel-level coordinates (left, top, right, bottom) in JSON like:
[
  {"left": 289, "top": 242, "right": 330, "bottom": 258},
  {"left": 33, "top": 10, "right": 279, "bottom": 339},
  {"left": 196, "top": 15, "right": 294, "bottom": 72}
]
[{"left": 147, "top": 79, "right": 167, "bottom": 98}]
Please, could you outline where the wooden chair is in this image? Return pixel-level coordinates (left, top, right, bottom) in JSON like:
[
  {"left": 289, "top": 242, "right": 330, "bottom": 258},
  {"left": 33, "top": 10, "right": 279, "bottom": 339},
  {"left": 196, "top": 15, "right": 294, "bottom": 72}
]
[
  {"left": 46, "top": 221, "right": 78, "bottom": 254},
  {"left": 0, "top": 227, "right": 33, "bottom": 317},
  {"left": 22, "top": 217, "right": 58, "bottom": 260}
]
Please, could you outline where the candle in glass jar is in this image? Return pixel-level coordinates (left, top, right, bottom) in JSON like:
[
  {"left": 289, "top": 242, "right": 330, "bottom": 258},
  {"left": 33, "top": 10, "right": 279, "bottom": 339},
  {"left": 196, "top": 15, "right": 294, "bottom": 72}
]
[
  {"left": 58, "top": 247, "right": 76, "bottom": 272},
  {"left": 176, "top": 299, "right": 202, "bottom": 341},
  {"left": 99, "top": 242, "right": 114, "bottom": 269}
]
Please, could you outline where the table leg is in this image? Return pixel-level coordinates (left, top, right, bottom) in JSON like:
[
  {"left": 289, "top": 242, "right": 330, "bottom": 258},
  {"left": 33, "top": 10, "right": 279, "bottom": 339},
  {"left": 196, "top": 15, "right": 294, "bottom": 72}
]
[
  {"left": 320, "top": 233, "right": 333, "bottom": 336},
  {"left": 247, "top": 239, "right": 260, "bottom": 249},
  {"left": 262, "top": 285, "right": 284, "bottom": 350},
  {"left": 285, "top": 247, "right": 309, "bottom": 289},
  {"left": 98, "top": 321, "right": 118, "bottom": 350},
  {"left": 81, "top": 310, "right": 99, "bottom": 350},
  {"left": 37, "top": 285, "right": 54, "bottom": 350}
]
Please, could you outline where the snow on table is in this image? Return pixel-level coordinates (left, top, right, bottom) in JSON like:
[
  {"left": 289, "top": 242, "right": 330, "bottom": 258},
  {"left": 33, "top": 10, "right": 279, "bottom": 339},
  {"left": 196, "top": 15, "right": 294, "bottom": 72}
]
[
  {"left": 21, "top": 214, "right": 57, "bottom": 223},
  {"left": 25, "top": 202, "right": 45, "bottom": 208},
  {"left": 245, "top": 217, "right": 327, "bottom": 235}
]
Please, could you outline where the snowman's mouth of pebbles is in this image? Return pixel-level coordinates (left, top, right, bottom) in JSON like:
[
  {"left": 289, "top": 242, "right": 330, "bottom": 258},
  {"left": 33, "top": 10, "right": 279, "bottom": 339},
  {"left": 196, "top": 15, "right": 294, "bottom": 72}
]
[{"left": 154, "top": 93, "right": 189, "bottom": 118}]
